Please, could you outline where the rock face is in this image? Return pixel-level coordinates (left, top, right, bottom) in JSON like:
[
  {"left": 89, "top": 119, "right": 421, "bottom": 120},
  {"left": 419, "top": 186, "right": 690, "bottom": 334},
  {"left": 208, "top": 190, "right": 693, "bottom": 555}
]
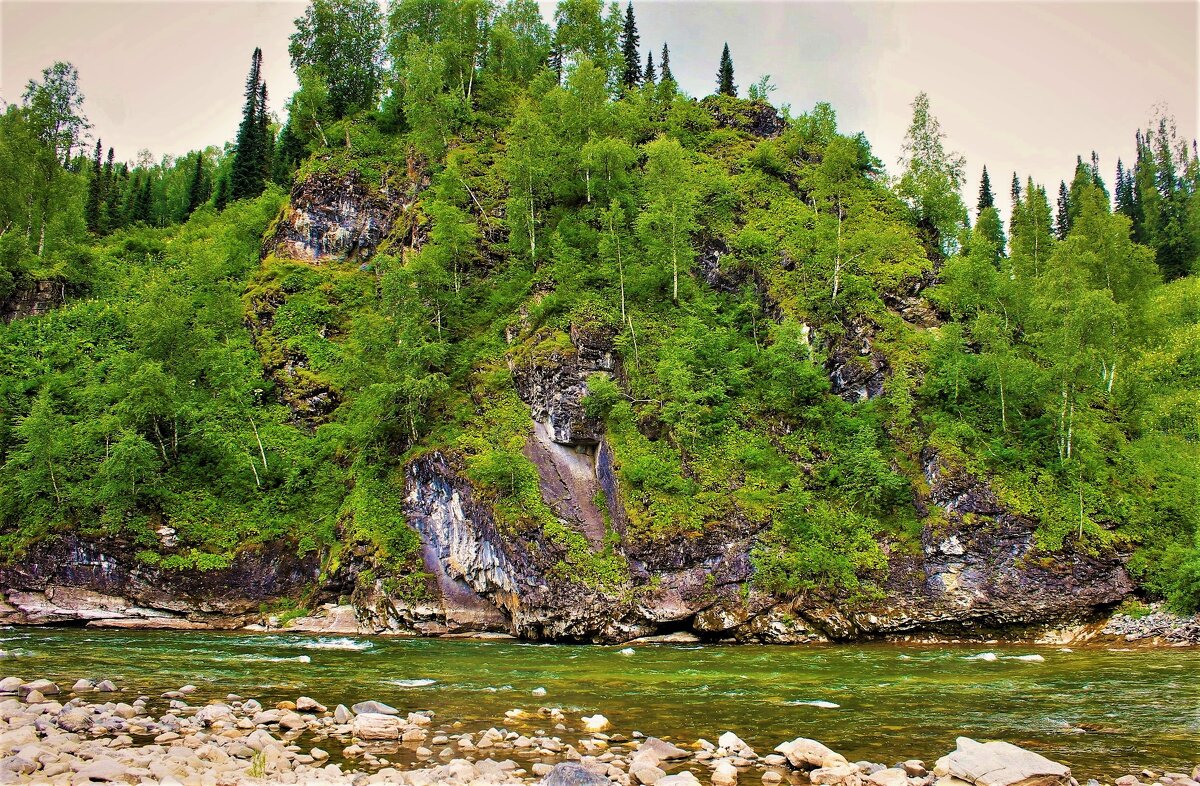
[
  {"left": 0, "top": 534, "right": 318, "bottom": 628},
  {"left": 1, "top": 279, "right": 66, "bottom": 322},
  {"left": 264, "top": 170, "right": 422, "bottom": 263},
  {"left": 701, "top": 96, "right": 786, "bottom": 138},
  {"left": 0, "top": 169, "right": 1141, "bottom": 645}
]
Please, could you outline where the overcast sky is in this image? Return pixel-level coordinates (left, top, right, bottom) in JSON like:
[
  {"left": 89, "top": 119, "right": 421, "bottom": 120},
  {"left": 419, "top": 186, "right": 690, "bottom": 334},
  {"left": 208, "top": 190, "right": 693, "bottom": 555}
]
[{"left": 1, "top": 0, "right": 1196, "bottom": 220}]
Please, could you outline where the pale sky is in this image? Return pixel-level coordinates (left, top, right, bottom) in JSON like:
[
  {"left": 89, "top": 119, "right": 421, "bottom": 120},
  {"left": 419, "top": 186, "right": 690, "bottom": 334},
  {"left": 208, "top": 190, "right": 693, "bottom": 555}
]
[{"left": 1, "top": 0, "right": 1197, "bottom": 222}]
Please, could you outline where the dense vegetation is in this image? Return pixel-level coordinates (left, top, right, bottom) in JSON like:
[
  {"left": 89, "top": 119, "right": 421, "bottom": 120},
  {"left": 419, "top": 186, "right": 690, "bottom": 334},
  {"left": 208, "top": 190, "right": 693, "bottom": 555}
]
[{"left": 1, "top": 0, "right": 1198, "bottom": 611}]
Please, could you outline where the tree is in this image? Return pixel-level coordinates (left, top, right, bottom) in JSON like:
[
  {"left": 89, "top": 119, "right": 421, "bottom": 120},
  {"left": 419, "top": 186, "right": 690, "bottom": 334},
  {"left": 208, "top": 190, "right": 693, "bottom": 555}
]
[
  {"left": 1055, "top": 180, "right": 1071, "bottom": 239},
  {"left": 716, "top": 42, "right": 736, "bottom": 96},
  {"left": 643, "top": 50, "right": 656, "bottom": 84},
  {"left": 638, "top": 136, "right": 698, "bottom": 303},
  {"left": 977, "top": 165, "right": 994, "bottom": 214},
  {"left": 486, "top": 0, "right": 553, "bottom": 89},
  {"left": 85, "top": 138, "right": 102, "bottom": 233},
  {"left": 502, "top": 101, "right": 553, "bottom": 264},
  {"left": 186, "top": 151, "right": 209, "bottom": 215},
  {"left": 230, "top": 48, "right": 269, "bottom": 201},
  {"left": 619, "top": 2, "right": 641, "bottom": 90},
  {"left": 660, "top": 43, "right": 673, "bottom": 83},
  {"left": 553, "top": 0, "right": 621, "bottom": 83},
  {"left": 290, "top": 0, "right": 385, "bottom": 118},
  {"left": 896, "top": 92, "right": 967, "bottom": 257},
  {"left": 22, "top": 62, "right": 89, "bottom": 163}
]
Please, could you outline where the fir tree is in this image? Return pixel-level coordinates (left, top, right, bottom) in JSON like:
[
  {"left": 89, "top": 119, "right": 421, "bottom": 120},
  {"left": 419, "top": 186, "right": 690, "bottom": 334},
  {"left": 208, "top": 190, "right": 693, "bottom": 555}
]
[
  {"left": 186, "top": 152, "right": 209, "bottom": 215},
  {"left": 716, "top": 43, "right": 736, "bottom": 96},
  {"left": 230, "top": 48, "right": 268, "bottom": 201},
  {"left": 1055, "top": 180, "right": 1071, "bottom": 239},
  {"left": 213, "top": 174, "right": 231, "bottom": 211},
  {"left": 257, "top": 81, "right": 274, "bottom": 184},
  {"left": 660, "top": 43, "right": 673, "bottom": 83},
  {"left": 1115, "top": 158, "right": 1136, "bottom": 220},
  {"left": 85, "top": 138, "right": 102, "bottom": 233},
  {"left": 977, "top": 165, "right": 994, "bottom": 214},
  {"left": 643, "top": 51, "right": 656, "bottom": 85},
  {"left": 101, "top": 147, "right": 116, "bottom": 232},
  {"left": 619, "top": 2, "right": 642, "bottom": 90}
]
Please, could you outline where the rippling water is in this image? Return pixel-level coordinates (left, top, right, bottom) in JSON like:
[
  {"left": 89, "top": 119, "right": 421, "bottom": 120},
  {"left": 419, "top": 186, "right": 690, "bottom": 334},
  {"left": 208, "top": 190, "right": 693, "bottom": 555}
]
[{"left": 0, "top": 628, "right": 1195, "bottom": 778}]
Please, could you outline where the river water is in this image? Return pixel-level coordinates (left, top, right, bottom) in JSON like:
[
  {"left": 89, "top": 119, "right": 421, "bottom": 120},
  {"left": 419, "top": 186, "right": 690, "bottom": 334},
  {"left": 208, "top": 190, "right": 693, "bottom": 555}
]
[{"left": 0, "top": 628, "right": 1195, "bottom": 779}]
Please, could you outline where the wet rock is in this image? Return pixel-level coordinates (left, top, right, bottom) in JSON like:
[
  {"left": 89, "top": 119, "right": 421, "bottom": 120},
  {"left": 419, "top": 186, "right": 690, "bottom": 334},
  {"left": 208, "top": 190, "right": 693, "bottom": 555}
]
[
  {"left": 713, "top": 761, "right": 740, "bottom": 786},
  {"left": 335, "top": 704, "right": 353, "bottom": 724},
  {"left": 582, "top": 714, "right": 610, "bottom": 732},
  {"left": 72, "top": 679, "right": 96, "bottom": 692},
  {"left": 633, "top": 764, "right": 667, "bottom": 785},
  {"left": 868, "top": 769, "right": 911, "bottom": 786},
  {"left": 351, "top": 701, "right": 398, "bottom": 716},
  {"left": 776, "top": 738, "right": 846, "bottom": 770},
  {"left": 941, "top": 737, "right": 1070, "bottom": 786},
  {"left": 0, "top": 678, "right": 21, "bottom": 694},
  {"left": 297, "top": 696, "right": 327, "bottom": 713},
  {"left": 353, "top": 712, "right": 403, "bottom": 740},
  {"left": 811, "top": 764, "right": 862, "bottom": 786},
  {"left": 19, "top": 679, "right": 59, "bottom": 698},
  {"left": 194, "top": 704, "right": 236, "bottom": 727},
  {"left": 540, "top": 762, "right": 612, "bottom": 786}
]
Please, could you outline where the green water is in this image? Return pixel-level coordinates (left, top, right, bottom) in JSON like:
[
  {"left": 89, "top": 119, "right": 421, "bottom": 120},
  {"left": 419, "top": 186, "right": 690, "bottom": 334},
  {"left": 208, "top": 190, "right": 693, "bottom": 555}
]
[{"left": 0, "top": 628, "right": 1196, "bottom": 778}]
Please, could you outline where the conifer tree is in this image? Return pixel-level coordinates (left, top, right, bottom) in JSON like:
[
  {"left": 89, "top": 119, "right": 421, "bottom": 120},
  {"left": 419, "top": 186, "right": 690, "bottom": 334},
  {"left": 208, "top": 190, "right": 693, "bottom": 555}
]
[
  {"left": 619, "top": 2, "right": 641, "bottom": 90},
  {"left": 643, "top": 51, "right": 656, "bottom": 85},
  {"left": 230, "top": 48, "right": 268, "bottom": 201},
  {"left": 977, "top": 165, "right": 994, "bottom": 214},
  {"left": 660, "top": 43, "right": 673, "bottom": 82},
  {"left": 213, "top": 175, "right": 231, "bottom": 211},
  {"left": 716, "top": 43, "right": 736, "bottom": 96},
  {"left": 1115, "top": 158, "right": 1136, "bottom": 220},
  {"left": 1055, "top": 180, "right": 1071, "bottom": 239},
  {"left": 1008, "top": 171, "right": 1021, "bottom": 237},
  {"left": 549, "top": 43, "right": 563, "bottom": 83},
  {"left": 186, "top": 152, "right": 209, "bottom": 215},
  {"left": 85, "top": 138, "right": 102, "bottom": 233},
  {"left": 256, "top": 81, "right": 274, "bottom": 184}
]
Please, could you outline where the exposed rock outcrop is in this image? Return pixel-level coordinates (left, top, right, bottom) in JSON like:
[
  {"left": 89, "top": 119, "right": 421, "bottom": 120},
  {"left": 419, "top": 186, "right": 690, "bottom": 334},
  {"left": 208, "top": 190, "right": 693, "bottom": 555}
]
[
  {"left": 0, "top": 535, "right": 318, "bottom": 628},
  {"left": 701, "top": 96, "right": 786, "bottom": 138},
  {"left": 1, "top": 279, "right": 65, "bottom": 322},
  {"left": 264, "top": 170, "right": 423, "bottom": 263},
  {"left": 824, "top": 315, "right": 890, "bottom": 402}
]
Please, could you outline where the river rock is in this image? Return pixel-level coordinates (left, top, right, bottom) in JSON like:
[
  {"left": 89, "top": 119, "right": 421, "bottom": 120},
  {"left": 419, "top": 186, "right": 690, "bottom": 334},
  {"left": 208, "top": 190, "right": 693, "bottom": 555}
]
[
  {"left": 194, "top": 703, "right": 236, "bottom": 727},
  {"left": 659, "top": 773, "right": 702, "bottom": 786},
  {"left": 95, "top": 680, "right": 117, "bottom": 692},
  {"left": 633, "top": 764, "right": 667, "bottom": 784},
  {"left": 73, "top": 757, "right": 128, "bottom": 782},
  {"left": 868, "top": 768, "right": 910, "bottom": 786},
  {"left": 541, "top": 762, "right": 612, "bottom": 786},
  {"left": 353, "top": 712, "right": 403, "bottom": 740},
  {"left": 719, "top": 731, "right": 755, "bottom": 757},
  {"left": 72, "top": 679, "right": 95, "bottom": 692},
  {"left": 713, "top": 761, "right": 740, "bottom": 786},
  {"left": 941, "top": 738, "right": 1071, "bottom": 786},
  {"left": 637, "top": 738, "right": 691, "bottom": 763},
  {"left": 56, "top": 707, "right": 93, "bottom": 732},
  {"left": 352, "top": 700, "right": 398, "bottom": 716},
  {"left": 23, "top": 689, "right": 45, "bottom": 704},
  {"left": 582, "top": 714, "right": 610, "bottom": 732},
  {"left": 1, "top": 755, "right": 38, "bottom": 776},
  {"left": 811, "top": 763, "right": 862, "bottom": 786},
  {"left": 776, "top": 738, "right": 847, "bottom": 770},
  {"left": 0, "top": 678, "right": 22, "bottom": 694},
  {"left": 334, "top": 703, "right": 352, "bottom": 724},
  {"left": 19, "top": 679, "right": 59, "bottom": 698}
]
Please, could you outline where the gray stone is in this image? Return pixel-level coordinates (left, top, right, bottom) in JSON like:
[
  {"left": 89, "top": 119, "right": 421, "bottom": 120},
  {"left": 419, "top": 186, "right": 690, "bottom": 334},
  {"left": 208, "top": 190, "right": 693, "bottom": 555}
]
[
  {"left": 73, "top": 757, "right": 128, "bottom": 782},
  {"left": 296, "top": 696, "right": 326, "bottom": 713},
  {"left": 944, "top": 737, "right": 1070, "bottom": 786},
  {"left": 352, "top": 712, "right": 403, "bottom": 740},
  {"left": 19, "top": 679, "right": 58, "bottom": 698},
  {"left": 56, "top": 707, "right": 93, "bottom": 733},
  {"left": 351, "top": 700, "right": 398, "bottom": 716},
  {"left": 540, "top": 762, "right": 612, "bottom": 786},
  {"left": 95, "top": 681, "right": 117, "bottom": 692}
]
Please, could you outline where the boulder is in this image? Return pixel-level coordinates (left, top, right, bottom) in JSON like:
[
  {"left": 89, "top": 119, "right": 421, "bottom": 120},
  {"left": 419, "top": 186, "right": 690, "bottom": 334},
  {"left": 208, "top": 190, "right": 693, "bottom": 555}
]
[
  {"left": 194, "top": 704, "right": 236, "bottom": 727},
  {"left": 72, "top": 679, "right": 95, "bottom": 692},
  {"left": 810, "top": 764, "right": 861, "bottom": 786},
  {"left": 713, "top": 761, "right": 740, "bottom": 786},
  {"left": 719, "top": 731, "right": 755, "bottom": 756},
  {"left": 540, "top": 762, "right": 612, "bottom": 786},
  {"left": 95, "top": 680, "right": 117, "bottom": 692},
  {"left": 19, "top": 679, "right": 59, "bottom": 698},
  {"left": 582, "top": 714, "right": 610, "bottom": 732},
  {"left": 867, "top": 769, "right": 910, "bottom": 786},
  {"left": 351, "top": 700, "right": 398, "bottom": 716},
  {"left": 0, "top": 678, "right": 22, "bottom": 694},
  {"left": 72, "top": 757, "right": 128, "bottom": 783},
  {"left": 56, "top": 707, "right": 93, "bottom": 733},
  {"left": 637, "top": 738, "right": 691, "bottom": 763},
  {"left": 776, "top": 738, "right": 846, "bottom": 770},
  {"left": 352, "top": 712, "right": 403, "bottom": 740},
  {"left": 334, "top": 704, "right": 352, "bottom": 724},
  {"left": 632, "top": 765, "right": 667, "bottom": 784},
  {"left": 942, "top": 738, "right": 1071, "bottom": 786}
]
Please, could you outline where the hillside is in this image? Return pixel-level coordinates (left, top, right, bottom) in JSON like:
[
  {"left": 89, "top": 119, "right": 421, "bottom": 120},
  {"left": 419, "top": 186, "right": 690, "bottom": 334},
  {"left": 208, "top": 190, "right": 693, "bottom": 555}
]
[{"left": 1, "top": 0, "right": 1198, "bottom": 641}]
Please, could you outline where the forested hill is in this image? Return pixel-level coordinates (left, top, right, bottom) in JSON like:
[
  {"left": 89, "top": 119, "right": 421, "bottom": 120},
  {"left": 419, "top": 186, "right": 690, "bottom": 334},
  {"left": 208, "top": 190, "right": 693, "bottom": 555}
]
[{"left": 0, "top": 0, "right": 1198, "bottom": 639}]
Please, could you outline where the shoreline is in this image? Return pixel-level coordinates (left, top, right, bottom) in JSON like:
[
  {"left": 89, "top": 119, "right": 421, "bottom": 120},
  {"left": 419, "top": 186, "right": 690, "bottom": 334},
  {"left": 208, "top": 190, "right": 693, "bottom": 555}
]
[{"left": 0, "top": 677, "right": 1195, "bottom": 786}]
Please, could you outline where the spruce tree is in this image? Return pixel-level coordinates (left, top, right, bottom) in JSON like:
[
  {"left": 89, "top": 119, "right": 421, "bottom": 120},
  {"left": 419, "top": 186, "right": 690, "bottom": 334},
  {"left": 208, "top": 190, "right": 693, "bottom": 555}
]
[
  {"left": 548, "top": 44, "right": 563, "bottom": 84},
  {"left": 977, "top": 165, "right": 994, "bottom": 214},
  {"left": 1008, "top": 172, "right": 1021, "bottom": 236},
  {"left": 256, "top": 81, "right": 274, "bottom": 184},
  {"left": 619, "top": 2, "right": 642, "bottom": 90},
  {"left": 1055, "top": 180, "right": 1071, "bottom": 239},
  {"left": 187, "top": 152, "right": 208, "bottom": 215},
  {"left": 101, "top": 147, "right": 116, "bottom": 232},
  {"left": 213, "top": 175, "right": 231, "bottom": 211},
  {"left": 716, "top": 43, "right": 736, "bottom": 96},
  {"left": 230, "top": 48, "right": 267, "bottom": 201},
  {"left": 660, "top": 43, "right": 673, "bottom": 83},
  {"left": 85, "top": 138, "right": 102, "bottom": 233},
  {"left": 1115, "top": 158, "right": 1136, "bottom": 220},
  {"left": 644, "top": 51, "right": 656, "bottom": 85}
]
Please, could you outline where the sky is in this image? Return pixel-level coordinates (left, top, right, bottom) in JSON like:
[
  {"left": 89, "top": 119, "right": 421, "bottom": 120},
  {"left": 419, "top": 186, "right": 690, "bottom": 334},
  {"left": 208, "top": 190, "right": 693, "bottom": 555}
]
[{"left": 1, "top": 0, "right": 1197, "bottom": 221}]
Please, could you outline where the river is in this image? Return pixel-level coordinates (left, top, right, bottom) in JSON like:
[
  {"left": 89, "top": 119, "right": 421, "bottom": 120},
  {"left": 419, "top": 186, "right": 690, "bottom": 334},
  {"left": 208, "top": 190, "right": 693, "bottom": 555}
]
[{"left": 1, "top": 628, "right": 1195, "bottom": 779}]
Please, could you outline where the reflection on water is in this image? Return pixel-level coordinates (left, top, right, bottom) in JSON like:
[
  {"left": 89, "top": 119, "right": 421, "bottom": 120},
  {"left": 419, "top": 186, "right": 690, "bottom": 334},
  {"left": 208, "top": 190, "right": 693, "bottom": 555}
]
[{"left": 0, "top": 628, "right": 1196, "bottom": 778}]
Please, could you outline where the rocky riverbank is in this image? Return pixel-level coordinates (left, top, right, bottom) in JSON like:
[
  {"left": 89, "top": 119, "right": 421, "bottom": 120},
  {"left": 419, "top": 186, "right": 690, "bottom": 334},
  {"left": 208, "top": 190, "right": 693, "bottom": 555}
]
[{"left": 0, "top": 675, "right": 1195, "bottom": 786}]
